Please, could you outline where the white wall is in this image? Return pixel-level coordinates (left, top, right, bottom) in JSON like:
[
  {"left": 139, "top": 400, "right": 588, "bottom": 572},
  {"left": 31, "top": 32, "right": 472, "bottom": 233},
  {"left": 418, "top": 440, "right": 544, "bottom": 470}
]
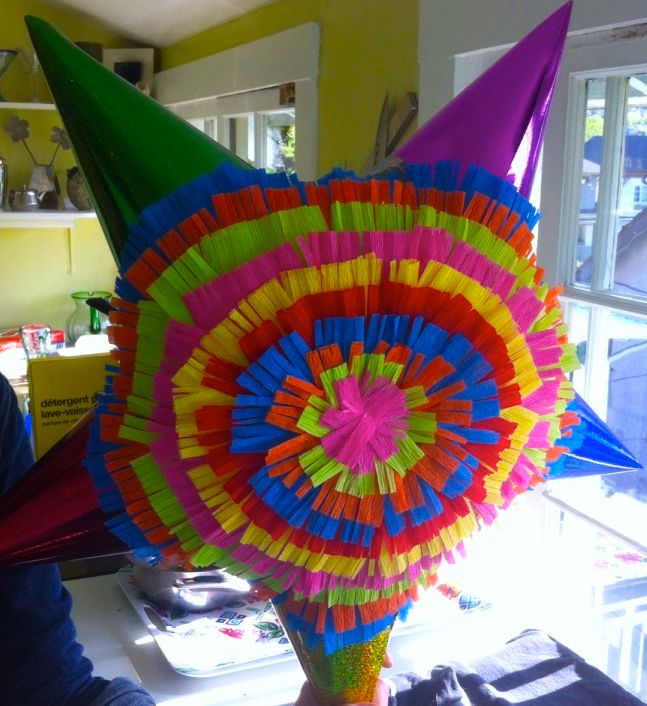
[{"left": 418, "top": 0, "right": 647, "bottom": 121}]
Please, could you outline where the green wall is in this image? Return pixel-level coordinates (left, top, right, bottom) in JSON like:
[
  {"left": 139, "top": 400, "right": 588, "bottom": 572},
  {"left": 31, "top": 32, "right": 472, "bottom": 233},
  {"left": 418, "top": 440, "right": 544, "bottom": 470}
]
[
  {"left": 162, "top": 0, "right": 419, "bottom": 175},
  {"left": 0, "top": 0, "right": 132, "bottom": 331}
]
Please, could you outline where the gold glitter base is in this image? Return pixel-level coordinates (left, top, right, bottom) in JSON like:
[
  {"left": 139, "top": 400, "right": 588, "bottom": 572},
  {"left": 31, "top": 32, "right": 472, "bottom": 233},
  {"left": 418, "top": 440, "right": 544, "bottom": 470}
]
[{"left": 275, "top": 604, "right": 392, "bottom": 706}]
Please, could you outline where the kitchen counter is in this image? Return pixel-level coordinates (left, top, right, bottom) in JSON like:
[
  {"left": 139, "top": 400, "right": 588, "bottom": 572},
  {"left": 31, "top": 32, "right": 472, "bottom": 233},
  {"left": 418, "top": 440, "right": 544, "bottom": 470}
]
[{"left": 66, "top": 573, "right": 521, "bottom": 706}]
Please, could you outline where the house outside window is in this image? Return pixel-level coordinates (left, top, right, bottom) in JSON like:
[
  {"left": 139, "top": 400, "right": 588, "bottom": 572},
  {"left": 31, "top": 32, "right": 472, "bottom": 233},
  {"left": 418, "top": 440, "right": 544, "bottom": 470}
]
[{"left": 635, "top": 183, "right": 647, "bottom": 207}]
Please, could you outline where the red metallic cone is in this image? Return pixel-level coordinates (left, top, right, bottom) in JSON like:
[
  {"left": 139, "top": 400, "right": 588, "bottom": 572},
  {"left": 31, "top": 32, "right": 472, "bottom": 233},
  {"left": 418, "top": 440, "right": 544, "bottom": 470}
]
[{"left": 0, "top": 412, "right": 128, "bottom": 567}]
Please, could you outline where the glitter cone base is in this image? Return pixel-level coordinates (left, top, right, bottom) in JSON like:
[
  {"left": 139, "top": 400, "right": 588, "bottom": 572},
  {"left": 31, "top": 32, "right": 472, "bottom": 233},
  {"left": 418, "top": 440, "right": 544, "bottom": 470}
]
[{"left": 275, "top": 603, "right": 392, "bottom": 705}]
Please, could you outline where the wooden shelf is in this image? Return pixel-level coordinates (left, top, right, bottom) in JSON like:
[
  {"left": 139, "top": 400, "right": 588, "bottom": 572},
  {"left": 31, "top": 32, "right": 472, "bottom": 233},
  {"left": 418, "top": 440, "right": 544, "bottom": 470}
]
[
  {"left": 0, "top": 209, "right": 96, "bottom": 228},
  {"left": 0, "top": 101, "right": 56, "bottom": 111}
]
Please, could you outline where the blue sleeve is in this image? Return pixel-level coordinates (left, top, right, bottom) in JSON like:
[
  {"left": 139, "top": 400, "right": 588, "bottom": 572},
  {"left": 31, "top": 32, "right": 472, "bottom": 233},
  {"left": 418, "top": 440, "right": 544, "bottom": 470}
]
[
  {"left": 0, "top": 373, "right": 35, "bottom": 496},
  {"left": 0, "top": 374, "right": 154, "bottom": 706},
  {"left": 0, "top": 374, "right": 106, "bottom": 705}
]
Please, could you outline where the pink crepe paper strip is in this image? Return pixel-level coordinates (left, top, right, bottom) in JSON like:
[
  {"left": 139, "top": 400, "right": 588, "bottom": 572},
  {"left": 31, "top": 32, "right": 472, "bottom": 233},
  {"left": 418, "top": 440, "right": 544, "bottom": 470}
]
[{"left": 321, "top": 374, "right": 409, "bottom": 474}]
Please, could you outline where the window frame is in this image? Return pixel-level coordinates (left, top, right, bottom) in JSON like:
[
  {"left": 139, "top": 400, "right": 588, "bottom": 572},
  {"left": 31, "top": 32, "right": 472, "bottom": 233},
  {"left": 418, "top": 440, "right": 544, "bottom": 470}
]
[
  {"left": 538, "top": 31, "right": 647, "bottom": 545},
  {"left": 538, "top": 26, "right": 647, "bottom": 315},
  {"left": 416, "top": 7, "right": 647, "bottom": 547},
  {"left": 154, "top": 23, "right": 318, "bottom": 181}
]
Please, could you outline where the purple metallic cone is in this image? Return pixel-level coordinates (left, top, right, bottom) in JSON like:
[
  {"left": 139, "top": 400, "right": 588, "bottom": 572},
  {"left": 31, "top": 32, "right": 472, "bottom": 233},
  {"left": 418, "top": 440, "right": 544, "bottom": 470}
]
[{"left": 396, "top": 2, "right": 572, "bottom": 197}]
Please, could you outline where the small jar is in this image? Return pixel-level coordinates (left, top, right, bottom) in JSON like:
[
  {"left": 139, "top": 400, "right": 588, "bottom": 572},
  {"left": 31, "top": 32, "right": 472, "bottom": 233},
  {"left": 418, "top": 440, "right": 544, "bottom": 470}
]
[{"left": 65, "top": 290, "right": 111, "bottom": 345}]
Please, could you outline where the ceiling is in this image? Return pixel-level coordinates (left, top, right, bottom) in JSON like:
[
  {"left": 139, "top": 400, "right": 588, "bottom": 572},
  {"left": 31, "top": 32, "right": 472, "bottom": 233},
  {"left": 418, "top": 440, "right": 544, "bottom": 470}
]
[{"left": 41, "top": 0, "right": 276, "bottom": 47}]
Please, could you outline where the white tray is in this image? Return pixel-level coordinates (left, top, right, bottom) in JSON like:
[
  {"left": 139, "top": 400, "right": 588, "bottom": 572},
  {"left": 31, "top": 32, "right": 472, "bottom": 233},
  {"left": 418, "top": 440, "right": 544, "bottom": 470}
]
[
  {"left": 116, "top": 569, "right": 294, "bottom": 677},
  {"left": 116, "top": 568, "right": 485, "bottom": 678}
]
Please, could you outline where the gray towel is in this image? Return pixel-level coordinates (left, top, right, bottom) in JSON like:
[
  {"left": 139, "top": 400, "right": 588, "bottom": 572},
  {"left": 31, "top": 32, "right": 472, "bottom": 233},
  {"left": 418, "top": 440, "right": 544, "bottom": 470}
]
[{"left": 389, "top": 629, "right": 645, "bottom": 706}]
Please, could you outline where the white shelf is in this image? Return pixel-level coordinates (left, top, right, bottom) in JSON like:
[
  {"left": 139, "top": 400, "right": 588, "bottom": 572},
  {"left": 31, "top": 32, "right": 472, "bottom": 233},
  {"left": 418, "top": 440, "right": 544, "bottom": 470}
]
[
  {"left": 0, "top": 101, "right": 56, "bottom": 111},
  {"left": 0, "top": 209, "right": 96, "bottom": 228}
]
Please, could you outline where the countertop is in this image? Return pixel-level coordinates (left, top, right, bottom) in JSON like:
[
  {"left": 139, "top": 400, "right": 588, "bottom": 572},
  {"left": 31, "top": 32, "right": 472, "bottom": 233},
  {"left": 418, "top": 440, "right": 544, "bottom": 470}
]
[{"left": 66, "top": 573, "right": 518, "bottom": 706}]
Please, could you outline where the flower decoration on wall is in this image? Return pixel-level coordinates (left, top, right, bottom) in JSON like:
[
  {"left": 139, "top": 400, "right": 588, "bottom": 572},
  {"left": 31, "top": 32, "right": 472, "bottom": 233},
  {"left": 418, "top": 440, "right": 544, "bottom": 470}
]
[{"left": 3, "top": 114, "right": 70, "bottom": 166}]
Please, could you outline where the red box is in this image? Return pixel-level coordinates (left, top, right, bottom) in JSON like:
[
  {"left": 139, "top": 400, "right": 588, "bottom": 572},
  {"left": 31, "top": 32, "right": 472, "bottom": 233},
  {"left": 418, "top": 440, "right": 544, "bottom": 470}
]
[{"left": 0, "top": 327, "right": 66, "bottom": 354}]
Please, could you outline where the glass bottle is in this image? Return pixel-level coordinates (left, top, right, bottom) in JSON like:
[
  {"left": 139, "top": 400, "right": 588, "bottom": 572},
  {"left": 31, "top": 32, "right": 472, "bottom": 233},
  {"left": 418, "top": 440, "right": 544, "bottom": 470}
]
[{"left": 65, "top": 290, "right": 111, "bottom": 345}]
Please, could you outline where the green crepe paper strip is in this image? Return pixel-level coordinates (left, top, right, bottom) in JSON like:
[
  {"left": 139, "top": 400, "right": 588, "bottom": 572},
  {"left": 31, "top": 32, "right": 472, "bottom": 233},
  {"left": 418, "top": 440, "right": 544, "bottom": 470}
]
[
  {"left": 146, "top": 206, "right": 328, "bottom": 322},
  {"left": 335, "top": 472, "right": 379, "bottom": 497},
  {"left": 331, "top": 202, "right": 377, "bottom": 232},
  {"left": 329, "top": 202, "right": 414, "bottom": 233},
  {"left": 125, "top": 394, "right": 155, "bottom": 420},
  {"left": 319, "top": 364, "right": 349, "bottom": 408},
  {"left": 130, "top": 373, "right": 155, "bottom": 405},
  {"left": 406, "top": 412, "right": 438, "bottom": 444},
  {"left": 374, "top": 463, "right": 397, "bottom": 495},
  {"left": 306, "top": 395, "right": 330, "bottom": 414},
  {"left": 404, "top": 386, "right": 429, "bottom": 409},
  {"left": 118, "top": 415, "right": 157, "bottom": 444},
  {"left": 127, "top": 302, "right": 169, "bottom": 422},
  {"left": 386, "top": 437, "right": 425, "bottom": 476},
  {"left": 298, "top": 407, "right": 331, "bottom": 438},
  {"left": 296, "top": 570, "right": 440, "bottom": 607},
  {"left": 134, "top": 301, "right": 168, "bottom": 371},
  {"left": 300, "top": 446, "right": 347, "bottom": 487}
]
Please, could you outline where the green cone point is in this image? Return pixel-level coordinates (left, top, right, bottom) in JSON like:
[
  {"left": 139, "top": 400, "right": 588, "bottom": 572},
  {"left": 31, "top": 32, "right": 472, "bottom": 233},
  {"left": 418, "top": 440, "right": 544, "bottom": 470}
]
[{"left": 26, "top": 16, "right": 250, "bottom": 263}]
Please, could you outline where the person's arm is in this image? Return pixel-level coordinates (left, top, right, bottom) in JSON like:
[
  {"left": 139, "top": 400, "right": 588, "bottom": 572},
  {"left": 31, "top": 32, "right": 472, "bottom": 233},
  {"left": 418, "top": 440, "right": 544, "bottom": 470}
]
[{"left": 0, "top": 374, "right": 154, "bottom": 706}]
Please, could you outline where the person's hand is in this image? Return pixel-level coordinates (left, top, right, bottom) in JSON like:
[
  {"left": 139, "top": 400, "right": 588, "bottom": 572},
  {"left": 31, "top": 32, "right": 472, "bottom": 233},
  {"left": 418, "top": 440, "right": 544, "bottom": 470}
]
[
  {"left": 294, "top": 653, "right": 392, "bottom": 706},
  {"left": 293, "top": 678, "right": 390, "bottom": 706}
]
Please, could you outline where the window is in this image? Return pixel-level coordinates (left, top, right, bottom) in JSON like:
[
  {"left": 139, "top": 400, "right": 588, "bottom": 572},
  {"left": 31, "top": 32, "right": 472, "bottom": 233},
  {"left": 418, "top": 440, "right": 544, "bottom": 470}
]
[
  {"left": 156, "top": 23, "right": 318, "bottom": 180},
  {"left": 541, "top": 57, "right": 647, "bottom": 539},
  {"left": 635, "top": 184, "right": 647, "bottom": 207},
  {"left": 211, "top": 88, "right": 296, "bottom": 174},
  {"left": 176, "top": 90, "right": 297, "bottom": 174},
  {"left": 417, "top": 8, "right": 647, "bottom": 696},
  {"left": 185, "top": 87, "right": 296, "bottom": 174},
  {"left": 536, "top": 28, "right": 647, "bottom": 698}
]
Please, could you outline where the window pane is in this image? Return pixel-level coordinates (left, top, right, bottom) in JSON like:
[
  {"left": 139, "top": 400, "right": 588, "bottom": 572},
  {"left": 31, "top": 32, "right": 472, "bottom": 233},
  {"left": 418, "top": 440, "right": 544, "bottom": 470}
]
[
  {"left": 576, "top": 73, "right": 647, "bottom": 296},
  {"left": 548, "top": 307, "right": 647, "bottom": 548},
  {"left": 541, "top": 504, "right": 647, "bottom": 700},
  {"left": 224, "top": 114, "right": 255, "bottom": 163},
  {"left": 187, "top": 117, "right": 216, "bottom": 141},
  {"left": 614, "top": 74, "right": 647, "bottom": 297},
  {"left": 574, "top": 77, "right": 605, "bottom": 288},
  {"left": 262, "top": 110, "right": 295, "bottom": 174},
  {"left": 563, "top": 300, "right": 589, "bottom": 392}
]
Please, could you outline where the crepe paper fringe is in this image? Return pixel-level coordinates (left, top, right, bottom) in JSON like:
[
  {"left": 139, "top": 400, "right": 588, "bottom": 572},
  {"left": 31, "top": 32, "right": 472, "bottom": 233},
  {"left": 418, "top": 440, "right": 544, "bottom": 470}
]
[
  {"left": 85, "top": 160, "right": 578, "bottom": 654},
  {"left": 116, "top": 161, "right": 538, "bottom": 305},
  {"left": 274, "top": 590, "right": 408, "bottom": 655}
]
